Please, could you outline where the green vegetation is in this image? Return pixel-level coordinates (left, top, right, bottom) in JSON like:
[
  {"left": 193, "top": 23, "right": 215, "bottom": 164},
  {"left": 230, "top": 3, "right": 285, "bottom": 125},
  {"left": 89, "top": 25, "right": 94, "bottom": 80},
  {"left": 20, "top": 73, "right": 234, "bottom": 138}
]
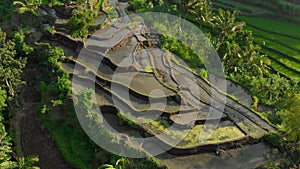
[
  {"left": 13, "top": 0, "right": 42, "bottom": 16},
  {"left": 128, "top": 0, "right": 300, "bottom": 167},
  {"left": 0, "top": 0, "right": 298, "bottom": 168},
  {"left": 213, "top": 0, "right": 300, "bottom": 22},
  {"left": 278, "top": 94, "right": 300, "bottom": 153},
  {"left": 261, "top": 48, "right": 300, "bottom": 73},
  {"left": 239, "top": 16, "right": 300, "bottom": 37},
  {"left": 231, "top": 73, "right": 299, "bottom": 106},
  {"left": 144, "top": 120, "right": 245, "bottom": 147},
  {"left": 236, "top": 15, "right": 300, "bottom": 81},
  {"left": 0, "top": 29, "right": 27, "bottom": 102},
  {"left": 161, "top": 36, "right": 203, "bottom": 69},
  {"left": 0, "top": 0, "right": 14, "bottom": 24},
  {"left": 237, "top": 16, "right": 300, "bottom": 80},
  {"left": 67, "top": 6, "right": 96, "bottom": 44},
  {"left": 245, "top": 26, "right": 300, "bottom": 50},
  {"left": 255, "top": 37, "right": 300, "bottom": 61},
  {"left": 0, "top": 114, "right": 39, "bottom": 169},
  {"left": 0, "top": 28, "right": 39, "bottom": 169},
  {"left": 264, "top": 94, "right": 300, "bottom": 168}
]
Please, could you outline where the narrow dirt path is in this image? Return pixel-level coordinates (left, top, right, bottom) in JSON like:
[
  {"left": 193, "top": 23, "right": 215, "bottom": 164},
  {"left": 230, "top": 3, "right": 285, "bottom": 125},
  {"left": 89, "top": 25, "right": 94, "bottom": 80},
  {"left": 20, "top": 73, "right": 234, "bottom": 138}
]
[{"left": 14, "top": 64, "right": 74, "bottom": 169}]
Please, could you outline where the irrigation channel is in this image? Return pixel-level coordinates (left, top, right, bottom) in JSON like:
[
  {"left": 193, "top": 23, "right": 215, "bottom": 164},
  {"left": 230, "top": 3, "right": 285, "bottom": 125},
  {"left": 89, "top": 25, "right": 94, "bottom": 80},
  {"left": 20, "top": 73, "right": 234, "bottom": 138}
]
[{"left": 23, "top": 0, "right": 277, "bottom": 168}]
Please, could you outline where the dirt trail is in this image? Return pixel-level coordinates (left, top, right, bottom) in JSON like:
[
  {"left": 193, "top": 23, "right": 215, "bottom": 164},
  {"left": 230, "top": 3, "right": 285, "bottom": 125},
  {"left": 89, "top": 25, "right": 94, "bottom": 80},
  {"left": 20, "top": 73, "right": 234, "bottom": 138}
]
[{"left": 14, "top": 65, "right": 74, "bottom": 169}]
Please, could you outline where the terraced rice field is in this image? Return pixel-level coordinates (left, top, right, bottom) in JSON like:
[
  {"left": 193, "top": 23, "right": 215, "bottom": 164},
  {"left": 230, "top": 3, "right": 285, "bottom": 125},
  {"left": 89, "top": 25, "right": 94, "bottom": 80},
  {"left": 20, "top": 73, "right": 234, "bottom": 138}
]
[
  {"left": 60, "top": 2, "right": 274, "bottom": 159},
  {"left": 212, "top": 0, "right": 273, "bottom": 15},
  {"left": 239, "top": 16, "right": 300, "bottom": 80}
]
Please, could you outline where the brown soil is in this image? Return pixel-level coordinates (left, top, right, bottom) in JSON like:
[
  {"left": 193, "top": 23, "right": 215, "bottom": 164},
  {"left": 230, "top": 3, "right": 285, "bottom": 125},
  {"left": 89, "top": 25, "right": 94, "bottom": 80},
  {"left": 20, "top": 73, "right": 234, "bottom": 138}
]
[{"left": 14, "top": 64, "right": 74, "bottom": 169}]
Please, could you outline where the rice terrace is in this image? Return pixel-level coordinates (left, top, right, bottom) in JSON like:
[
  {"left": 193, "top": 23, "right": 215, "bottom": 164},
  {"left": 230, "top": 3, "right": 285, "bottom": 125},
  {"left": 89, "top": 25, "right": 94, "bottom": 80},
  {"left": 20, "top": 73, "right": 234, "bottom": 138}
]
[{"left": 0, "top": 0, "right": 299, "bottom": 169}]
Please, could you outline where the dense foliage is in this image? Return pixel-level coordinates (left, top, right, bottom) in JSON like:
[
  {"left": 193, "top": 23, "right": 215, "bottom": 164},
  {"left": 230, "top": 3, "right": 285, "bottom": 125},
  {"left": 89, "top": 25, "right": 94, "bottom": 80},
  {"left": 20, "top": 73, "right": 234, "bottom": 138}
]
[
  {"left": 128, "top": 0, "right": 300, "bottom": 167},
  {"left": 0, "top": 28, "right": 39, "bottom": 169},
  {"left": 0, "top": 0, "right": 14, "bottom": 24},
  {"left": 0, "top": 29, "right": 27, "bottom": 103},
  {"left": 0, "top": 0, "right": 298, "bottom": 168},
  {"left": 67, "top": 6, "right": 96, "bottom": 43}
]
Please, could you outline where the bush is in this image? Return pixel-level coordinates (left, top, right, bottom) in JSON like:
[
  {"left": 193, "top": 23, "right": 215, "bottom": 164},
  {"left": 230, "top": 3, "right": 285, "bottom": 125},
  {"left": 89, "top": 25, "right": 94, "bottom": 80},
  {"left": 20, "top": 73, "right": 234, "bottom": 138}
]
[
  {"left": 40, "top": 104, "right": 51, "bottom": 114},
  {"left": 57, "top": 74, "right": 71, "bottom": 100},
  {"left": 39, "top": 81, "right": 48, "bottom": 93},
  {"left": 47, "top": 46, "right": 65, "bottom": 67},
  {"left": 129, "top": 0, "right": 147, "bottom": 12},
  {"left": 51, "top": 99, "right": 63, "bottom": 106},
  {"left": 0, "top": 89, "right": 7, "bottom": 111},
  {"left": 44, "top": 26, "right": 55, "bottom": 35},
  {"left": 252, "top": 96, "right": 258, "bottom": 109}
]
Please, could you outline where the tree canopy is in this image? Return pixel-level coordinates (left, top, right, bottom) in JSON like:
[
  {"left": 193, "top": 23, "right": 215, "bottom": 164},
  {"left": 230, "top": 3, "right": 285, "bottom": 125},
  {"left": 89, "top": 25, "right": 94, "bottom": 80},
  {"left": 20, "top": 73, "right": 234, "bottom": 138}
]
[
  {"left": 0, "top": 29, "right": 27, "bottom": 99},
  {"left": 67, "top": 6, "right": 96, "bottom": 46}
]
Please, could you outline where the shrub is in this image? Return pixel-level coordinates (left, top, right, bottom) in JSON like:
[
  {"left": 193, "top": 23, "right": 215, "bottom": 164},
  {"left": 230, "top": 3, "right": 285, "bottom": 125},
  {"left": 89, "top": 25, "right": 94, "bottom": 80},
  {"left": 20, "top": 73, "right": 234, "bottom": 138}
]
[
  {"left": 57, "top": 74, "right": 71, "bottom": 100},
  {"left": 40, "top": 104, "right": 51, "bottom": 114},
  {"left": 44, "top": 26, "right": 55, "bottom": 35},
  {"left": 252, "top": 96, "right": 258, "bottom": 109},
  {"left": 51, "top": 99, "right": 63, "bottom": 106}
]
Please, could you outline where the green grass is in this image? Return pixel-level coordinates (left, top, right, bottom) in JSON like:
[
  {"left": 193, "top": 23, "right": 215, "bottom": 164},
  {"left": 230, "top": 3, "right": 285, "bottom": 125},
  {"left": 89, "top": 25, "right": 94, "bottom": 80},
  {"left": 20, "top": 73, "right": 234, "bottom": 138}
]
[
  {"left": 255, "top": 37, "right": 300, "bottom": 61},
  {"left": 144, "top": 120, "right": 245, "bottom": 148},
  {"left": 265, "top": 56, "right": 300, "bottom": 80},
  {"left": 212, "top": 0, "right": 272, "bottom": 15},
  {"left": 240, "top": 16, "right": 300, "bottom": 38},
  {"left": 232, "top": 0, "right": 300, "bottom": 19},
  {"left": 40, "top": 114, "right": 99, "bottom": 169},
  {"left": 260, "top": 48, "right": 300, "bottom": 73},
  {"left": 245, "top": 26, "right": 300, "bottom": 50},
  {"left": 95, "top": 0, "right": 105, "bottom": 10},
  {"left": 238, "top": 15, "right": 300, "bottom": 80}
]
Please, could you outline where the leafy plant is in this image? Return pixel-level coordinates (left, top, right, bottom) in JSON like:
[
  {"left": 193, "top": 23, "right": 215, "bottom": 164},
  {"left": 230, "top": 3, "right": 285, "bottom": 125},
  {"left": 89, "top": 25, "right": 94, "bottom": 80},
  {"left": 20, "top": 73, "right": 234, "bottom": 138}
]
[
  {"left": 43, "top": 26, "right": 55, "bottom": 35},
  {"left": 0, "top": 29, "right": 27, "bottom": 99},
  {"left": 67, "top": 6, "right": 96, "bottom": 46},
  {"left": 13, "top": 0, "right": 42, "bottom": 16},
  {"left": 57, "top": 74, "right": 71, "bottom": 100}
]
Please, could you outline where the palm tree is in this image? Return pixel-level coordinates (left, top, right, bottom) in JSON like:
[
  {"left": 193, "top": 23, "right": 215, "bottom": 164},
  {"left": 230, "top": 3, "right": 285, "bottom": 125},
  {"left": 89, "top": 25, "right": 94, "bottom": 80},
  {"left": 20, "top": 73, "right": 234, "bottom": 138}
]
[
  {"left": 98, "top": 158, "right": 129, "bottom": 169},
  {"left": 212, "top": 9, "right": 245, "bottom": 42},
  {"left": 13, "top": 0, "right": 42, "bottom": 16},
  {"left": 186, "top": 0, "right": 214, "bottom": 25},
  {"left": 15, "top": 156, "right": 40, "bottom": 169}
]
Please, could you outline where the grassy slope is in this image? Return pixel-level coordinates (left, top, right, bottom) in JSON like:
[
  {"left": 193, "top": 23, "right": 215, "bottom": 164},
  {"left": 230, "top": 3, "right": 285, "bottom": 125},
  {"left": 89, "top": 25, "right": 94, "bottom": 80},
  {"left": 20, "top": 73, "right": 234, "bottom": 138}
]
[
  {"left": 239, "top": 16, "right": 300, "bottom": 37},
  {"left": 238, "top": 16, "right": 300, "bottom": 79},
  {"left": 212, "top": 0, "right": 273, "bottom": 15},
  {"left": 211, "top": 0, "right": 300, "bottom": 79}
]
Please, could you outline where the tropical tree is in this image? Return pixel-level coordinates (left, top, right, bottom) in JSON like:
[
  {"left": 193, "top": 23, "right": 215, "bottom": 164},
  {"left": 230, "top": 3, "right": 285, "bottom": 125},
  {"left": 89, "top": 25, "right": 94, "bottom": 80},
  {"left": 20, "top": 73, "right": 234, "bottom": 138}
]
[
  {"left": 15, "top": 156, "right": 40, "bottom": 169},
  {"left": 0, "top": 0, "right": 14, "bottom": 23},
  {"left": 0, "top": 29, "right": 27, "bottom": 100},
  {"left": 208, "top": 9, "right": 271, "bottom": 75},
  {"left": 57, "top": 74, "right": 71, "bottom": 100},
  {"left": 276, "top": 93, "right": 300, "bottom": 165},
  {"left": 13, "top": 30, "right": 34, "bottom": 58},
  {"left": 0, "top": 89, "right": 7, "bottom": 111},
  {"left": 178, "top": 0, "right": 196, "bottom": 14},
  {"left": 186, "top": 0, "right": 214, "bottom": 25},
  {"left": 13, "top": 0, "right": 42, "bottom": 16},
  {"left": 278, "top": 94, "right": 300, "bottom": 151},
  {"left": 67, "top": 6, "right": 96, "bottom": 47},
  {"left": 212, "top": 9, "right": 245, "bottom": 43},
  {"left": 98, "top": 158, "right": 129, "bottom": 169}
]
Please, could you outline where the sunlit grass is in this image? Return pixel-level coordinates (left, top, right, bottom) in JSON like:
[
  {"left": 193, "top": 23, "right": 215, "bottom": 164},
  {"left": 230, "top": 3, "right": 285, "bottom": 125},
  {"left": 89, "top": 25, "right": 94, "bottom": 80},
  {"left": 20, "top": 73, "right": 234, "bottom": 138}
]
[
  {"left": 246, "top": 26, "right": 300, "bottom": 50},
  {"left": 144, "top": 120, "right": 245, "bottom": 148},
  {"left": 261, "top": 49, "right": 300, "bottom": 73},
  {"left": 240, "top": 16, "right": 300, "bottom": 38},
  {"left": 255, "top": 37, "right": 300, "bottom": 60}
]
